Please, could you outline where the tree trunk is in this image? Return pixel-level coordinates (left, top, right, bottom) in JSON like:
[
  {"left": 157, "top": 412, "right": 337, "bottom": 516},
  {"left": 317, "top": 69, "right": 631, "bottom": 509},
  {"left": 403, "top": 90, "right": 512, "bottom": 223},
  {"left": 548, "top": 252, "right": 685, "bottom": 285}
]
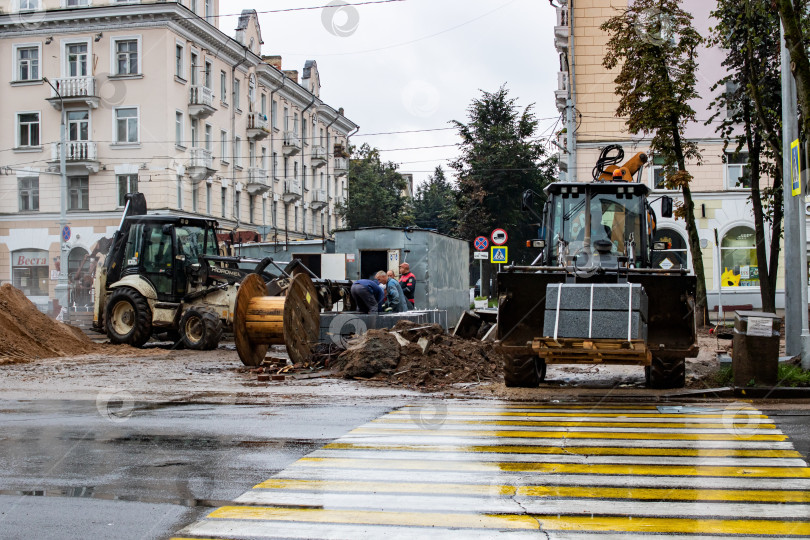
[
  {"left": 671, "top": 125, "right": 711, "bottom": 326},
  {"left": 777, "top": 0, "right": 810, "bottom": 137},
  {"left": 748, "top": 130, "right": 776, "bottom": 312}
]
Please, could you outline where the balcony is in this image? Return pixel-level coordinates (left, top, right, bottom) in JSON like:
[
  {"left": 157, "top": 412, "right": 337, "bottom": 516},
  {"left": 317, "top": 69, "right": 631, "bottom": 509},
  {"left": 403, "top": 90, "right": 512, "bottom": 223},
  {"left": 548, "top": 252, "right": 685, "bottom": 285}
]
[
  {"left": 283, "top": 131, "right": 301, "bottom": 156},
  {"left": 554, "top": 21, "right": 570, "bottom": 52},
  {"left": 47, "top": 77, "right": 98, "bottom": 109},
  {"left": 187, "top": 147, "right": 215, "bottom": 182},
  {"left": 334, "top": 157, "right": 348, "bottom": 177},
  {"left": 189, "top": 85, "right": 215, "bottom": 119},
  {"left": 247, "top": 112, "right": 270, "bottom": 140},
  {"left": 311, "top": 189, "right": 328, "bottom": 210},
  {"left": 50, "top": 141, "right": 99, "bottom": 173},
  {"left": 311, "top": 145, "right": 327, "bottom": 168},
  {"left": 283, "top": 178, "right": 302, "bottom": 202},
  {"left": 247, "top": 167, "right": 270, "bottom": 195},
  {"left": 555, "top": 71, "right": 569, "bottom": 112}
]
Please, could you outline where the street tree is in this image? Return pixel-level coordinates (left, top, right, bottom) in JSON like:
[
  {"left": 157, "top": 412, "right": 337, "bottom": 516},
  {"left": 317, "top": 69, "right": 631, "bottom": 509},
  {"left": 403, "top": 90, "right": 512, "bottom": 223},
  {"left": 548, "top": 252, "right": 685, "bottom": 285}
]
[
  {"left": 708, "top": 0, "right": 783, "bottom": 313},
  {"left": 774, "top": 0, "right": 810, "bottom": 137},
  {"left": 336, "top": 144, "right": 412, "bottom": 229},
  {"left": 601, "top": 0, "right": 710, "bottom": 324},
  {"left": 450, "top": 85, "right": 556, "bottom": 268},
  {"left": 413, "top": 166, "right": 458, "bottom": 235}
]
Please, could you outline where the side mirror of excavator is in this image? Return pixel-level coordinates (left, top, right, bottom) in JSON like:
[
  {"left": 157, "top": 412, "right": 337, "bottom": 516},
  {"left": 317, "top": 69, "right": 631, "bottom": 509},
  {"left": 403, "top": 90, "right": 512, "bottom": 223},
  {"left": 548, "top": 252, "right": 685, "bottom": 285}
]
[
  {"left": 521, "top": 190, "right": 533, "bottom": 212},
  {"left": 660, "top": 196, "right": 673, "bottom": 219}
]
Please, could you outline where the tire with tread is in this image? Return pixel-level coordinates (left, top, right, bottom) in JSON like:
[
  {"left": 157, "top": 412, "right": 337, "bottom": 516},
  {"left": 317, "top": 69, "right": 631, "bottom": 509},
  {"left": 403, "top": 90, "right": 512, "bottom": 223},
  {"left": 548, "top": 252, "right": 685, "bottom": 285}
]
[
  {"left": 647, "top": 356, "right": 685, "bottom": 389},
  {"left": 180, "top": 308, "right": 223, "bottom": 350},
  {"left": 106, "top": 287, "right": 152, "bottom": 347},
  {"left": 504, "top": 355, "right": 546, "bottom": 388}
]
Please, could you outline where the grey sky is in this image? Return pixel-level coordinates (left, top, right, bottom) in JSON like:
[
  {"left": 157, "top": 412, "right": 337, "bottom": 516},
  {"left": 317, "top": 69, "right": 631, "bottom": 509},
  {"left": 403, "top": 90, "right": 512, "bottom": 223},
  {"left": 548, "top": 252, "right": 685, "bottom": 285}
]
[{"left": 221, "top": 0, "right": 560, "bottom": 187}]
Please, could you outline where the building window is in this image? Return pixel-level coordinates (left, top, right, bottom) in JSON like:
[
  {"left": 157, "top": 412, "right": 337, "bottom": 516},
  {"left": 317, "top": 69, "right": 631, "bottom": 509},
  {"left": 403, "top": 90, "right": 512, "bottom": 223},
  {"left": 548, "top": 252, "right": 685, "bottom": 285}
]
[
  {"left": 66, "top": 42, "right": 88, "bottom": 77},
  {"left": 175, "top": 111, "right": 184, "bottom": 147},
  {"left": 261, "top": 147, "right": 267, "bottom": 170},
  {"left": 18, "top": 0, "right": 41, "bottom": 10},
  {"left": 273, "top": 152, "right": 278, "bottom": 179},
  {"left": 233, "top": 78, "right": 241, "bottom": 110},
  {"left": 204, "top": 60, "right": 212, "bottom": 89},
  {"left": 204, "top": 0, "right": 213, "bottom": 22},
  {"left": 302, "top": 113, "right": 307, "bottom": 143},
  {"left": 117, "top": 174, "right": 138, "bottom": 207},
  {"left": 220, "top": 70, "right": 227, "bottom": 103},
  {"left": 721, "top": 226, "right": 759, "bottom": 287},
  {"left": 221, "top": 186, "right": 227, "bottom": 218},
  {"left": 249, "top": 195, "right": 254, "bottom": 223},
  {"left": 235, "top": 192, "right": 240, "bottom": 220},
  {"left": 234, "top": 136, "right": 242, "bottom": 167},
  {"left": 294, "top": 206, "right": 298, "bottom": 231},
  {"left": 17, "top": 112, "right": 40, "bottom": 147},
  {"left": 12, "top": 249, "right": 49, "bottom": 298},
  {"left": 651, "top": 228, "right": 687, "bottom": 270},
  {"left": 261, "top": 94, "right": 267, "bottom": 116},
  {"left": 18, "top": 177, "right": 39, "bottom": 211},
  {"left": 67, "top": 110, "right": 89, "bottom": 141},
  {"left": 206, "top": 183, "right": 212, "bottom": 214},
  {"left": 302, "top": 166, "right": 307, "bottom": 190},
  {"left": 68, "top": 176, "right": 89, "bottom": 210},
  {"left": 192, "top": 183, "right": 199, "bottom": 212},
  {"left": 175, "top": 43, "right": 184, "bottom": 79},
  {"left": 15, "top": 45, "right": 39, "bottom": 81},
  {"left": 189, "top": 51, "right": 198, "bottom": 85},
  {"left": 190, "top": 118, "right": 199, "bottom": 147},
  {"left": 293, "top": 161, "right": 298, "bottom": 180},
  {"left": 66, "top": 0, "right": 89, "bottom": 5},
  {"left": 114, "top": 39, "right": 139, "bottom": 75},
  {"left": 271, "top": 100, "right": 277, "bottom": 129},
  {"left": 726, "top": 152, "right": 751, "bottom": 189},
  {"left": 284, "top": 107, "right": 289, "bottom": 131},
  {"left": 177, "top": 175, "right": 183, "bottom": 208},
  {"left": 190, "top": 0, "right": 198, "bottom": 13},
  {"left": 114, "top": 107, "right": 138, "bottom": 143},
  {"left": 205, "top": 124, "right": 213, "bottom": 152},
  {"left": 220, "top": 130, "right": 228, "bottom": 163},
  {"left": 249, "top": 141, "right": 256, "bottom": 167},
  {"left": 649, "top": 155, "right": 670, "bottom": 190}
]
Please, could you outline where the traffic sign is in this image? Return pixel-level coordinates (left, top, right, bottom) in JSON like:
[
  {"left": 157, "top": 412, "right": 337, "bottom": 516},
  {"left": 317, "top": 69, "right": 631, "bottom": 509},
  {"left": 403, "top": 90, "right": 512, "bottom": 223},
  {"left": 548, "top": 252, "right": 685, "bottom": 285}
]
[
  {"left": 62, "top": 226, "right": 71, "bottom": 242},
  {"left": 791, "top": 139, "right": 802, "bottom": 196},
  {"left": 491, "top": 228, "right": 508, "bottom": 245},
  {"left": 474, "top": 236, "right": 489, "bottom": 251},
  {"left": 491, "top": 246, "right": 508, "bottom": 264},
  {"left": 474, "top": 251, "right": 488, "bottom": 260}
]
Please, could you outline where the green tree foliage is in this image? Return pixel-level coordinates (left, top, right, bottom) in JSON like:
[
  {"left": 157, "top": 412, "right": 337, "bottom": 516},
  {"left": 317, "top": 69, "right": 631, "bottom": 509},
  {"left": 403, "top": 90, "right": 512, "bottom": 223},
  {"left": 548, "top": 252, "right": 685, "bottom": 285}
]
[
  {"left": 601, "top": 0, "right": 710, "bottom": 324},
  {"left": 412, "top": 166, "right": 458, "bottom": 235},
  {"left": 336, "top": 144, "right": 412, "bottom": 229},
  {"left": 450, "top": 86, "right": 557, "bottom": 265},
  {"left": 775, "top": 0, "right": 810, "bottom": 138},
  {"left": 707, "top": 0, "right": 783, "bottom": 313}
]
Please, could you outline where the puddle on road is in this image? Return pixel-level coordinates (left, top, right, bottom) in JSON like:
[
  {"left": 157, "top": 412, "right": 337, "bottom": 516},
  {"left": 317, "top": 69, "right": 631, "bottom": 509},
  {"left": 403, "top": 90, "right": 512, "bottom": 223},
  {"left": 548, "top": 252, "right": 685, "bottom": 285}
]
[{"left": 0, "top": 486, "right": 234, "bottom": 509}]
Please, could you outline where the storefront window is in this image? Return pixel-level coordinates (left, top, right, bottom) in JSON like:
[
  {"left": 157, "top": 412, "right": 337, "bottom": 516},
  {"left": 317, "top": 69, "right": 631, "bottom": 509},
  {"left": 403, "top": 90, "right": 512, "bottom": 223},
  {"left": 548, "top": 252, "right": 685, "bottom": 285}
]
[
  {"left": 721, "top": 226, "right": 759, "bottom": 287},
  {"left": 652, "top": 228, "right": 688, "bottom": 270},
  {"left": 12, "top": 249, "right": 49, "bottom": 297}
]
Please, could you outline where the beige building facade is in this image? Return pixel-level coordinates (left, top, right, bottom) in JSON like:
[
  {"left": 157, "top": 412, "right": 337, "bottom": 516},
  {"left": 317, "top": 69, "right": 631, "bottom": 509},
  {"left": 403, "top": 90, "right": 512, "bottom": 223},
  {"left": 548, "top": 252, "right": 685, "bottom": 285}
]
[
  {"left": 554, "top": 0, "right": 786, "bottom": 311},
  {"left": 0, "top": 0, "right": 357, "bottom": 310}
]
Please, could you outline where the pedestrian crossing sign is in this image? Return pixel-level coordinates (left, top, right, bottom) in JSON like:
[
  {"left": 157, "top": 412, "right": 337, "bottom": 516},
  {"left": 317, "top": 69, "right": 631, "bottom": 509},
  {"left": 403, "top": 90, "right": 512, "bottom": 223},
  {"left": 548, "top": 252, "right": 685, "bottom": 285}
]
[{"left": 491, "top": 246, "right": 508, "bottom": 264}]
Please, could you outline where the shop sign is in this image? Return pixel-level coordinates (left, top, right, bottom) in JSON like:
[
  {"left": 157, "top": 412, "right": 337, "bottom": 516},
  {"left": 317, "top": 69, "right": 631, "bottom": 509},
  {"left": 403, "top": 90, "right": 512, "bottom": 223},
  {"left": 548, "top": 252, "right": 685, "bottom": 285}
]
[{"left": 14, "top": 251, "right": 48, "bottom": 267}]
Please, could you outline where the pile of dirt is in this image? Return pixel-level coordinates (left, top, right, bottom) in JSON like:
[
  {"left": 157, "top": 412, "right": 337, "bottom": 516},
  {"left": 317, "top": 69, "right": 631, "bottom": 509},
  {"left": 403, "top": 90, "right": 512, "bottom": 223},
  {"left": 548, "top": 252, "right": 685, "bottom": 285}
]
[
  {"left": 0, "top": 284, "right": 104, "bottom": 363},
  {"left": 335, "top": 321, "right": 504, "bottom": 389}
]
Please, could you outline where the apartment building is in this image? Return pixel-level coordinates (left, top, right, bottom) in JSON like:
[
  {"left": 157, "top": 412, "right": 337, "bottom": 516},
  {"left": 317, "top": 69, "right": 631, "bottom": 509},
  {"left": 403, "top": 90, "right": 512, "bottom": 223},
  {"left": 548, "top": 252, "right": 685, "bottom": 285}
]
[
  {"left": 0, "top": 0, "right": 358, "bottom": 309},
  {"left": 553, "top": 0, "right": 785, "bottom": 310}
]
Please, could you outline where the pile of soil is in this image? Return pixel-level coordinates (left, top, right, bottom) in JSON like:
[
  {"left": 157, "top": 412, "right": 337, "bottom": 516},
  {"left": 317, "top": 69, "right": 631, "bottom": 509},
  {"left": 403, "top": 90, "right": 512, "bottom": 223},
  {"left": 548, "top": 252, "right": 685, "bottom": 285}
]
[
  {"left": 335, "top": 321, "right": 504, "bottom": 389},
  {"left": 0, "top": 284, "right": 104, "bottom": 363}
]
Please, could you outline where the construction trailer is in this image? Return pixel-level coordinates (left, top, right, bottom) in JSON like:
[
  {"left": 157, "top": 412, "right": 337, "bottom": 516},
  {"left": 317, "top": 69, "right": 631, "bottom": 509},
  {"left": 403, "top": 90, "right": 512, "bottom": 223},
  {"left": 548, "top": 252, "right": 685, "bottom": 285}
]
[
  {"left": 334, "top": 227, "right": 470, "bottom": 323},
  {"left": 233, "top": 240, "right": 347, "bottom": 279}
]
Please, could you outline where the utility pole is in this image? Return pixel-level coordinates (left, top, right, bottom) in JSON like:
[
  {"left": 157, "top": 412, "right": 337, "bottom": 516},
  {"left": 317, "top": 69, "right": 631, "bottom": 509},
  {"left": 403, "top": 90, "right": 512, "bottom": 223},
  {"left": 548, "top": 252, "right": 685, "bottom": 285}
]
[
  {"left": 779, "top": 24, "right": 810, "bottom": 366},
  {"left": 44, "top": 77, "right": 69, "bottom": 317}
]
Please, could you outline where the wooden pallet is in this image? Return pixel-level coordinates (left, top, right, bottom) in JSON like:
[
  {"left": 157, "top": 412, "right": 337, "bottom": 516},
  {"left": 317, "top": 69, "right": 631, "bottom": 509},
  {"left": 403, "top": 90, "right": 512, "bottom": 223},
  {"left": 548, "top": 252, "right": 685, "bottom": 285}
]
[{"left": 532, "top": 337, "right": 651, "bottom": 365}]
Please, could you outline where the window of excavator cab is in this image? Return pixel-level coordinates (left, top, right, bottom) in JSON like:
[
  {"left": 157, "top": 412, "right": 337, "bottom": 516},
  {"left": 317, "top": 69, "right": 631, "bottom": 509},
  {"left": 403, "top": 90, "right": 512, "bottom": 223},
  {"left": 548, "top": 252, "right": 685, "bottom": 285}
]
[
  {"left": 550, "top": 190, "right": 587, "bottom": 263},
  {"left": 175, "top": 225, "right": 207, "bottom": 265},
  {"left": 589, "top": 193, "right": 643, "bottom": 255}
]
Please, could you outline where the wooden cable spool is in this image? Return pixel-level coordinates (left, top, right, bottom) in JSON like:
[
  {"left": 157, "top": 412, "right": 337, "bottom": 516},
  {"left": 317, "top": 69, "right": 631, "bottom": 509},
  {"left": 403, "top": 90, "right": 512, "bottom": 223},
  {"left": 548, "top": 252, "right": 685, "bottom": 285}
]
[{"left": 234, "top": 273, "right": 320, "bottom": 367}]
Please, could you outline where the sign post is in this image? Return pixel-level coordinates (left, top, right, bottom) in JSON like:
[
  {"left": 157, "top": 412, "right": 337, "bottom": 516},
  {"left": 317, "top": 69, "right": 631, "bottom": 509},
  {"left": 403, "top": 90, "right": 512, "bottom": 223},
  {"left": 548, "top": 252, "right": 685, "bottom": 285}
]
[{"left": 474, "top": 236, "right": 489, "bottom": 298}]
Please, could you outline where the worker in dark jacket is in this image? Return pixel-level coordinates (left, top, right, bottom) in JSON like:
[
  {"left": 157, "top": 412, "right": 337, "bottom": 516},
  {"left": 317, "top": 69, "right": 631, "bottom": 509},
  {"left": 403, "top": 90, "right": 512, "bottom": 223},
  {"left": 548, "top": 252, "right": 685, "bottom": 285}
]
[
  {"left": 376, "top": 271, "right": 408, "bottom": 312},
  {"left": 350, "top": 278, "right": 385, "bottom": 313},
  {"left": 398, "top": 262, "right": 416, "bottom": 309}
]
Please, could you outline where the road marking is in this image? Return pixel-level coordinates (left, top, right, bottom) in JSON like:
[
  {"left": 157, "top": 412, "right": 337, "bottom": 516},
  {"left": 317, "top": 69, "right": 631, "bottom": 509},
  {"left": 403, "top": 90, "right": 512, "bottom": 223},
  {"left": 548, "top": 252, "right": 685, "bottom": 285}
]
[{"left": 171, "top": 403, "right": 810, "bottom": 539}]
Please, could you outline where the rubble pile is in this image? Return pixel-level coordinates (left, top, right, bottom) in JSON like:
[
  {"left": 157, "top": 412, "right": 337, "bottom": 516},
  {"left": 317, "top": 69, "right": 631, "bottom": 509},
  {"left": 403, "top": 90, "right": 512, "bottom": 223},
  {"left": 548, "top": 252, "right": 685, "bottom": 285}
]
[
  {"left": 335, "top": 321, "right": 504, "bottom": 389},
  {"left": 0, "top": 284, "right": 103, "bottom": 363}
]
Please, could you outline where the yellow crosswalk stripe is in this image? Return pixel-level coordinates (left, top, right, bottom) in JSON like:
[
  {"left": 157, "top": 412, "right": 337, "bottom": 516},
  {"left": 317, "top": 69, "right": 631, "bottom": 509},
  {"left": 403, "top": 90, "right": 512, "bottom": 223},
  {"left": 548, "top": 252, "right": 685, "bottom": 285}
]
[
  {"left": 324, "top": 442, "right": 802, "bottom": 458},
  {"left": 373, "top": 418, "right": 777, "bottom": 429},
  {"left": 351, "top": 426, "right": 788, "bottom": 441},
  {"left": 253, "top": 478, "right": 810, "bottom": 503},
  {"left": 390, "top": 411, "right": 766, "bottom": 419}
]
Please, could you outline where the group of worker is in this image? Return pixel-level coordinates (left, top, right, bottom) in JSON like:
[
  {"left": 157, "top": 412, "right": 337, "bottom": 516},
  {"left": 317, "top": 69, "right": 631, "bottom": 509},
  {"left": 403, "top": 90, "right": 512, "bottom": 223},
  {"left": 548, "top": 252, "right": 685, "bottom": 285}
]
[{"left": 350, "top": 262, "right": 416, "bottom": 314}]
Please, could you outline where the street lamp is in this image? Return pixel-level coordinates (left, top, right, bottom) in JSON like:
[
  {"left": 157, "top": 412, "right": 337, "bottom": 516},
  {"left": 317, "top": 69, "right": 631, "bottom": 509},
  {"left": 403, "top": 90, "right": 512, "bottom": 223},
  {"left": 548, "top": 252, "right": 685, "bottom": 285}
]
[{"left": 43, "top": 76, "right": 69, "bottom": 316}]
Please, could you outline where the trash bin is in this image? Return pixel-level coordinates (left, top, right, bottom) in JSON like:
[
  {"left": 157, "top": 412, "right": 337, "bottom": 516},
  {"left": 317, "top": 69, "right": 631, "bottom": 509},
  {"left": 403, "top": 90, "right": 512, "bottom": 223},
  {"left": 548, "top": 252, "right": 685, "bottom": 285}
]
[{"left": 732, "top": 311, "right": 782, "bottom": 387}]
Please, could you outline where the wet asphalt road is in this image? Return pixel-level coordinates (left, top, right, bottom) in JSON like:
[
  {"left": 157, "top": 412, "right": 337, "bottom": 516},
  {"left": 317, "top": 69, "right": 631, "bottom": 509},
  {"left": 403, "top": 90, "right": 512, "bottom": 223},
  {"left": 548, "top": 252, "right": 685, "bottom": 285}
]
[{"left": 0, "top": 399, "right": 392, "bottom": 540}]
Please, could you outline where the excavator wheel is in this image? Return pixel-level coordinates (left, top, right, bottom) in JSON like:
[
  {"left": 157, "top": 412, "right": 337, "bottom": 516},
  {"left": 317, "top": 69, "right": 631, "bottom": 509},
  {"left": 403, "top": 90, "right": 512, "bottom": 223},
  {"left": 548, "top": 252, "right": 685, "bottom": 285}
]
[
  {"left": 647, "top": 356, "right": 685, "bottom": 389},
  {"left": 504, "top": 355, "right": 546, "bottom": 388},
  {"left": 106, "top": 287, "right": 152, "bottom": 348},
  {"left": 180, "top": 308, "right": 223, "bottom": 351}
]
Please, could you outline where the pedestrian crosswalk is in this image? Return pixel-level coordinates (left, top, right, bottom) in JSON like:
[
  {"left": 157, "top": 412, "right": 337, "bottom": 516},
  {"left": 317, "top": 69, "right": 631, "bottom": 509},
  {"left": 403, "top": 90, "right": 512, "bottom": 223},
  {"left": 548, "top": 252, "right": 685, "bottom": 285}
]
[{"left": 172, "top": 402, "right": 810, "bottom": 539}]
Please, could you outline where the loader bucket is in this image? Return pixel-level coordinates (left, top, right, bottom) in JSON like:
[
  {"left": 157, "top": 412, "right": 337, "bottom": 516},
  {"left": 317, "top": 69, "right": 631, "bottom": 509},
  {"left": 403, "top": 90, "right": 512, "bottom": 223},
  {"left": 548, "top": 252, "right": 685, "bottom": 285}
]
[{"left": 496, "top": 271, "right": 565, "bottom": 355}]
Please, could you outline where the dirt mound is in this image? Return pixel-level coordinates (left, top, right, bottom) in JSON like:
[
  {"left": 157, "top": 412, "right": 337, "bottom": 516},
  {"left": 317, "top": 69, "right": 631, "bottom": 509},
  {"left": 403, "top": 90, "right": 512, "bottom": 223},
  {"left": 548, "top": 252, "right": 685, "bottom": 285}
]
[
  {"left": 336, "top": 320, "right": 504, "bottom": 389},
  {"left": 0, "top": 284, "right": 104, "bottom": 363}
]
